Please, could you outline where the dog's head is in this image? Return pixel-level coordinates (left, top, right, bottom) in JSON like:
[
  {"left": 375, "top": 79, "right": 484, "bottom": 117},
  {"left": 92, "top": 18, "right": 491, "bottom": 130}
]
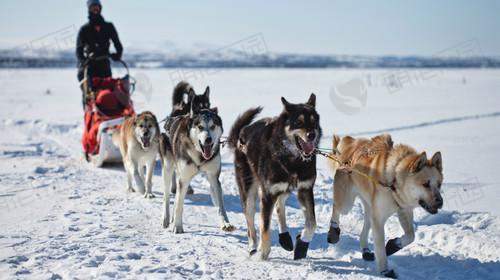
[
  {"left": 189, "top": 108, "right": 223, "bottom": 160},
  {"left": 188, "top": 86, "right": 211, "bottom": 113},
  {"left": 133, "top": 111, "right": 159, "bottom": 150},
  {"left": 399, "top": 151, "right": 444, "bottom": 214},
  {"left": 280, "top": 93, "right": 321, "bottom": 160}
]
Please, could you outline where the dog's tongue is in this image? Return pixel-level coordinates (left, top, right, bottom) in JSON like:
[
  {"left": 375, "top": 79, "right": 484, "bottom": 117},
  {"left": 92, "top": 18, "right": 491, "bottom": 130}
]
[
  {"left": 202, "top": 145, "right": 212, "bottom": 159},
  {"left": 142, "top": 137, "right": 150, "bottom": 148},
  {"left": 302, "top": 141, "right": 315, "bottom": 155}
]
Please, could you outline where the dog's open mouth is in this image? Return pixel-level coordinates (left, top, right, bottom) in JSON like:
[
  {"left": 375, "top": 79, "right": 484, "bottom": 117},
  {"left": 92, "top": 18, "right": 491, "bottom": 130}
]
[
  {"left": 419, "top": 200, "right": 439, "bottom": 214},
  {"left": 295, "top": 135, "right": 316, "bottom": 157},
  {"left": 141, "top": 136, "right": 151, "bottom": 148},
  {"left": 199, "top": 141, "right": 213, "bottom": 160}
]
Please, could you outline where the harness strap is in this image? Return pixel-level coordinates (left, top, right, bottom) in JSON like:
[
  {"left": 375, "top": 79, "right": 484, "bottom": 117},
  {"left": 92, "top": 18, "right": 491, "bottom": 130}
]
[
  {"left": 317, "top": 149, "right": 404, "bottom": 209},
  {"left": 315, "top": 150, "right": 396, "bottom": 192}
]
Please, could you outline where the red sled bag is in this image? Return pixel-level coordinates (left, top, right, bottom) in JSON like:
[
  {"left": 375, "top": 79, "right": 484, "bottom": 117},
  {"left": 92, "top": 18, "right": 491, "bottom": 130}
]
[{"left": 82, "top": 75, "right": 135, "bottom": 162}]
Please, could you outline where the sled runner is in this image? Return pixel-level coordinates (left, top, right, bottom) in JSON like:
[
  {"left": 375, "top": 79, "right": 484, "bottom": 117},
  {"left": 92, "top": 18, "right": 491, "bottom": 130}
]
[{"left": 81, "top": 56, "right": 136, "bottom": 167}]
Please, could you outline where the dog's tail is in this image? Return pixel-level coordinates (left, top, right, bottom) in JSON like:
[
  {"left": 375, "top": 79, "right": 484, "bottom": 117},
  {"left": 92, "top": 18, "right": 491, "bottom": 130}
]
[
  {"left": 328, "top": 134, "right": 342, "bottom": 174},
  {"left": 228, "top": 107, "right": 262, "bottom": 149},
  {"left": 111, "top": 127, "right": 121, "bottom": 147},
  {"left": 172, "top": 81, "right": 194, "bottom": 108}
]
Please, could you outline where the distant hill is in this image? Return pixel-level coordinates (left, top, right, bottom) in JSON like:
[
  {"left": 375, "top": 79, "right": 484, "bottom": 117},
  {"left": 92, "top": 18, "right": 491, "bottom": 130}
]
[{"left": 1, "top": 47, "right": 499, "bottom": 68}]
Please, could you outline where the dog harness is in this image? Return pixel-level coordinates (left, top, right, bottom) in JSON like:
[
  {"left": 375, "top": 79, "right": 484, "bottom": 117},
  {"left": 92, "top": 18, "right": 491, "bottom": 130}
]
[{"left": 315, "top": 149, "right": 404, "bottom": 209}]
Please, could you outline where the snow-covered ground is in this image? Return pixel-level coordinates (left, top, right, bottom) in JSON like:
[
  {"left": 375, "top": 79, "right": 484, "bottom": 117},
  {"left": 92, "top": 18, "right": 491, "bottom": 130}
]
[{"left": 0, "top": 68, "right": 499, "bottom": 279}]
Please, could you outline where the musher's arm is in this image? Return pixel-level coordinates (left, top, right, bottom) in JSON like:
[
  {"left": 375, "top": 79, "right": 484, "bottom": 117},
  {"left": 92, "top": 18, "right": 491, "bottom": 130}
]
[{"left": 109, "top": 23, "right": 123, "bottom": 60}]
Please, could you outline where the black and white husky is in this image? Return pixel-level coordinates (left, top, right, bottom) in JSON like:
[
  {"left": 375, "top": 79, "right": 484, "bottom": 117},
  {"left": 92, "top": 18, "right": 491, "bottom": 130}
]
[
  {"left": 170, "top": 81, "right": 210, "bottom": 117},
  {"left": 228, "top": 94, "right": 322, "bottom": 260},
  {"left": 159, "top": 105, "right": 234, "bottom": 233},
  {"left": 165, "top": 81, "right": 211, "bottom": 195}
]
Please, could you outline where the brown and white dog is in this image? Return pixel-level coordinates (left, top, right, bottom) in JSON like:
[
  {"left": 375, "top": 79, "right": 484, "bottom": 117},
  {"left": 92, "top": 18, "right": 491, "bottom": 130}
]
[
  {"left": 327, "top": 134, "right": 443, "bottom": 278},
  {"left": 114, "top": 111, "right": 160, "bottom": 198}
]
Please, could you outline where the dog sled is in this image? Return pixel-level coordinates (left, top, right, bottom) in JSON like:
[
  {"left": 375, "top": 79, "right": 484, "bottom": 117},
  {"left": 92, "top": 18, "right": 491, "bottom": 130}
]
[{"left": 81, "top": 56, "right": 136, "bottom": 167}]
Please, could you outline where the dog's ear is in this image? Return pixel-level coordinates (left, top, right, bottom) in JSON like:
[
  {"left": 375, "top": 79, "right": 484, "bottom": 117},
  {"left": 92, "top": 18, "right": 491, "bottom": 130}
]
[
  {"left": 204, "top": 86, "right": 210, "bottom": 98},
  {"left": 185, "top": 88, "right": 195, "bottom": 104},
  {"left": 332, "top": 135, "right": 340, "bottom": 151},
  {"left": 430, "top": 151, "right": 442, "bottom": 172},
  {"left": 306, "top": 93, "right": 316, "bottom": 108},
  {"left": 410, "top": 152, "right": 427, "bottom": 173},
  {"left": 281, "top": 97, "right": 292, "bottom": 111},
  {"left": 189, "top": 99, "right": 195, "bottom": 118},
  {"left": 210, "top": 107, "right": 218, "bottom": 115},
  {"left": 149, "top": 113, "right": 160, "bottom": 133}
]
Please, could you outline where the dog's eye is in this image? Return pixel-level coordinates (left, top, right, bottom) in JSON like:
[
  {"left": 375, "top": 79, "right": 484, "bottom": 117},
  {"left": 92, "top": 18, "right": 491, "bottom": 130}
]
[
  {"left": 198, "top": 125, "right": 204, "bottom": 130},
  {"left": 139, "top": 124, "right": 144, "bottom": 128},
  {"left": 210, "top": 125, "right": 216, "bottom": 130},
  {"left": 423, "top": 181, "right": 431, "bottom": 189}
]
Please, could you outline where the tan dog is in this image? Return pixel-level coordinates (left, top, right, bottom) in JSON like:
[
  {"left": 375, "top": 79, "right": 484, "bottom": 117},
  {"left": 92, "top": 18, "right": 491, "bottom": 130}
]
[
  {"left": 327, "top": 134, "right": 443, "bottom": 278},
  {"left": 114, "top": 111, "right": 160, "bottom": 198}
]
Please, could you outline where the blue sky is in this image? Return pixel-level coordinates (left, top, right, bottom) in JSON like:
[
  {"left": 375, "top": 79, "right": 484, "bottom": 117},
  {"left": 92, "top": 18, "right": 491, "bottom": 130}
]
[{"left": 1, "top": 0, "right": 499, "bottom": 56}]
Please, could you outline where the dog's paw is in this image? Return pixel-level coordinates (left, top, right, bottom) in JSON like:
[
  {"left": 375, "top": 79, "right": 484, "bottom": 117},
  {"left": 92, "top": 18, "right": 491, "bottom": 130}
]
[
  {"left": 362, "top": 248, "right": 375, "bottom": 261},
  {"left": 144, "top": 192, "right": 155, "bottom": 199},
  {"left": 293, "top": 235, "right": 309, "bottom": 260},
  {"left": 221, "top": 223, "right": 235, "bottom": 232},
  {"left": 278, "top": 232, "right": 294, "bottom": 251},
  {"left": 385, "top": 238, "right": 402, "bottom": 256},
  {"left": 381, "top": 269, "right": 397, "bottom": 279},
  {"left": 162, "top": 217, "right": 170, "bottom": 229},
  {"left": 259, "top": 249, "right": 271, "bottom": 261},
  {"left": 127, "top": 187, "right": 136, "bottom": 193},
  {"left": 249, "top": 249, "right": 257, "bottom": 256},
  {"left": 327, "top": 225, "right": 340, "bottom": 244},
  {"left": 172, "top": 225, "right": 184, "bottom": 234},
  {"left": 187, "top": 185, "right": 195, "bottom": 195}
]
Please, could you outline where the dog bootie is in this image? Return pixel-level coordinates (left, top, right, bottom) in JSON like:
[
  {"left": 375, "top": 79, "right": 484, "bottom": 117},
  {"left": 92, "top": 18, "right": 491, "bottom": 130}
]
[
  {"left": 381, "top": 269, "right": 397, "bottom": 279},
  {"left": 385, "top": 238, "right": 402, "bottom": 256},
  {"left": 293, "top": 235, "right": 309, "bottom": 260},
  {"left": 327, "top": 225, "right": 340, "bottom": 244},
  {"left": 279, "top": 232, "right": 294, "bottom": 251},
  {"left": 362, "top": 248, "right": 375, "bottom": 261}
]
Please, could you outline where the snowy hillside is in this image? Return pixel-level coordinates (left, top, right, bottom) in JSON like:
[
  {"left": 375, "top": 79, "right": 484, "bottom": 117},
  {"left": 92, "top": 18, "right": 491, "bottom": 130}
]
[
  {"left": 1, "top": 46, "right": 499, "bottom": 68},
  {"left": 0, "top": 68, "right": 499, "bottom": 279}
]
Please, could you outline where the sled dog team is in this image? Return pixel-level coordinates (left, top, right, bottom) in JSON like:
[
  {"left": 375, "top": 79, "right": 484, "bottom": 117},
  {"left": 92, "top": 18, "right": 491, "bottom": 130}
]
[{"left": 113, "top": 81, "right": 444, "bottom": 279}]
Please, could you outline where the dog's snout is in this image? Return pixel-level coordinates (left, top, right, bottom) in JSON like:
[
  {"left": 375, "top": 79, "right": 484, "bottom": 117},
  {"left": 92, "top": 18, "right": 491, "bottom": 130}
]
[
  {"left": 205, "top": 136, "right": 213, "bottom": 145},
  {"left": 306, "top": 132, "right": 316, "bottom": 141},
  {"left": 435, "top": 195, "right": 443, "bottom": 208}
]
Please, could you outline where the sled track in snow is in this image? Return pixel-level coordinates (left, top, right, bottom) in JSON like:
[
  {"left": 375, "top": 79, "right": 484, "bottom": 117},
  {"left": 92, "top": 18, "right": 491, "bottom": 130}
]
[
  {"left": 348, "top": 111, "right": 500, "bottom": 136},
  {"left": 318, "top": 111, "right": 500, "bottom": 142}
]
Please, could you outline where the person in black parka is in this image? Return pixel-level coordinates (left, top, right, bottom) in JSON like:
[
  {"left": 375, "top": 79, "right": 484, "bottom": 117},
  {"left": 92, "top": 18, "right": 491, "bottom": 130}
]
[{"left": 76, "top": 0, "right": 123, "bottom": 82}]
